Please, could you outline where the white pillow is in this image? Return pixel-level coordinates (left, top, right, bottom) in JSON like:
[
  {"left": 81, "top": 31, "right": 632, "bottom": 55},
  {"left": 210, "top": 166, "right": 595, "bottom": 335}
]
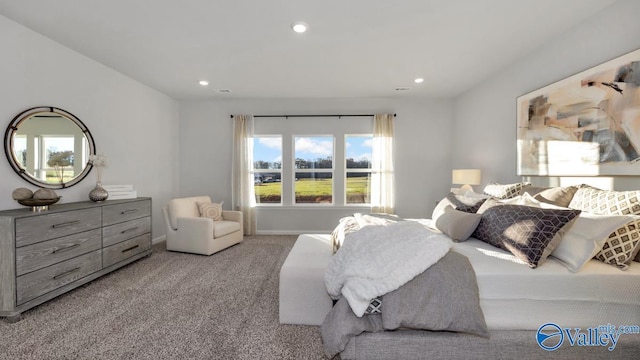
[
  {"left": 519, "top": 192, "right": 567, "bottom": 209},
  {"left": 476, "top": 194, "right": 540, "bottom": 214},
  {"left": 550, "top": 213, "right": 637, "bottom": 272},
  {"left": 461, "top": 190, "right": 491, "bottom": 199}
]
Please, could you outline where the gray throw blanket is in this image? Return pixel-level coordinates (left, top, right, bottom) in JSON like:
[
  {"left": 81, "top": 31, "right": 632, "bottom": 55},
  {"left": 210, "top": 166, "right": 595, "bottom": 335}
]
[{"left": 320, "top": 250, "right": 489, "bottom": 358}]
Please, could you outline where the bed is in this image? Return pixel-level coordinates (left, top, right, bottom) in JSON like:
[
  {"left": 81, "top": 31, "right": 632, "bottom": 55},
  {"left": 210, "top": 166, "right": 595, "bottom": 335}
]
[{"left": 312, "top": 184, "right": 640, "bottom": 359}]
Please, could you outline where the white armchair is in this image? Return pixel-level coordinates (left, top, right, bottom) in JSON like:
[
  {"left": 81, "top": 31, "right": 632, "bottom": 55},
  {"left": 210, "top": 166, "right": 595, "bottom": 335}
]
[{"left": 162, "top": 196, "right": 243, "bottom": 255}]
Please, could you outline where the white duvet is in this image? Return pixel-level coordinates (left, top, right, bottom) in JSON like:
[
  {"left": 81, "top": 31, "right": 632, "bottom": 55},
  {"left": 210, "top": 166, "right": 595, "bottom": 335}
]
[{"left": 324, "top": 221, "right": 452, "bottom": 317}]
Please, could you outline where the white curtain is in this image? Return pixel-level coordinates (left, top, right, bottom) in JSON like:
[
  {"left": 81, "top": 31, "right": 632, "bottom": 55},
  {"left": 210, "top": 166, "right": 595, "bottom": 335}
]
[
  {"left": 371, "top": 113, "right": 395, "bottom": 214},
  {"left": 232, "top": 114, "right": 257, "bottom": 235}
]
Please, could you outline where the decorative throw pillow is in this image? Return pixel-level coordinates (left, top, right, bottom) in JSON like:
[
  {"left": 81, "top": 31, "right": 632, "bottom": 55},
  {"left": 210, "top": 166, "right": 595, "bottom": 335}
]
[
  {"left": 519, "top": 186, "right": 549, "bottom": 196},
  {"left": 475, "top": 195, "right": 540, "bottom": 214},
  {"left": 197, "top": 201, "right": 224, "bottom": 221},
  {"left": 483, "top": 182, "right": 531, "bottom": 199},
  {"left": 569, "top": 186, "right": 640, "bottom": 269},
  {"left": 364, "top": 297, "right": 382, "bottom": 315},
  {"left": 531, "top": 186, "right": 579, "bottom": 208},
  {"left": 551, "top": 213, "right": 636, "bottom": 272},
  {"left": 597, "top": 220, "right": 640, "bottom": 269},
  {"left": 460, "top": 190, "right": 491, "bottom": 199},
  {"left": 432, "top": 193, "right": 487, "bottom": 222},
  {"left": 435, "top": 206, "right": 482, "bottom": 242},
  {"left": 568, "top": 186, "right": 640, "bottom": 215},
  {"left": 472, "top": 204, "right": 581, "bottom": 268}
]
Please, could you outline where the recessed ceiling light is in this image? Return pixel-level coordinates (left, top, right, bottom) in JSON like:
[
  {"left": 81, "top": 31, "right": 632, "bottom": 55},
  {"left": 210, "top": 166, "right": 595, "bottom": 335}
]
[
  {"left": 291, "top": 22, "right": 308, "bottom": 33},
  {"left": 199, "top": 80, "right": 209, "bottom": 86},
  {"left": 414, "top": 78, "right": 424, "bottom": 84}
]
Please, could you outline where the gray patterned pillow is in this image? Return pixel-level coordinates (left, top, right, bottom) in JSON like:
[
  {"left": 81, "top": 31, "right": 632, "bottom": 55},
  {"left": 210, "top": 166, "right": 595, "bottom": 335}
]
[
  {"left": 364, "top": 297, "right": 382, "bottom": 315},
  {"left": 569, "top": 186, "right": 640, "bottom": 269},
  {"left": 483, "top": 182, "right": 531, "bottom": 199},
  {"left": 472, "top": 204, "right": 581, "bottom": 268}
]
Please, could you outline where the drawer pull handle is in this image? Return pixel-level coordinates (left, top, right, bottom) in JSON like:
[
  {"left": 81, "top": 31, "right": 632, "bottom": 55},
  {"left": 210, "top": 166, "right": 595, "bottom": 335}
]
[
  {"left": 122, "top": 245, "right": 140, "bottom": 253},
  {"left": 52, "top": 220, "right": 80, "bottom": 228},
  {"left": 121, "top": 227, "right": 139, "bottom": 234},
  {"left": 53, "top": 267, "right": 81, "bottom": 280},
  {"left": 121, "top": 209, "right": 139, "bottom": 215},
  {"left": 52, "top": 243, "right": 80, "bottom": 254}
]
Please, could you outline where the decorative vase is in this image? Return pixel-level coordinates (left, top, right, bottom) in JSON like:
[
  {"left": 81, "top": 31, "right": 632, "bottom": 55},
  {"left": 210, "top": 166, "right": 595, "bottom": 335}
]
[{"left": 89, "top": 182, "right": 109, "bottom": 202}]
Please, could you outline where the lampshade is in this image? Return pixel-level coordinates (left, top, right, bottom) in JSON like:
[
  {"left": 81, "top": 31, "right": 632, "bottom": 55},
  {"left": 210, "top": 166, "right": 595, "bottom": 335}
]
[{"left": 452, "top": 169, "right": 481, "bottom": 186}]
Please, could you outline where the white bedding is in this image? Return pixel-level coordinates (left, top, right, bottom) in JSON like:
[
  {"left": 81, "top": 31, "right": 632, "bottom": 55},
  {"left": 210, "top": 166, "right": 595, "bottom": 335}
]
[
  {"left": 324, "top": 221, "right": 452, "bottom": 317},
  {"left": 453, "top": 238, "right": 640, "bottom": 330}
]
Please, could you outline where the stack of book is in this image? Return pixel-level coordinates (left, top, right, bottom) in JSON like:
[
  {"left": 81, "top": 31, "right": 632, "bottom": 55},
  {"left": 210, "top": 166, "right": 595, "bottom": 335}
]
[{"left": 103, "top": 184, "right": 137, "bottom": 200}]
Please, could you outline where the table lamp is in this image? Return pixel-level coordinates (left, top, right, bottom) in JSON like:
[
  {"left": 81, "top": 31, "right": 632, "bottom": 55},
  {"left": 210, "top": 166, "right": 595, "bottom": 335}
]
[{"left": 452, "top": 169, "right": 481, "bottom": 193}]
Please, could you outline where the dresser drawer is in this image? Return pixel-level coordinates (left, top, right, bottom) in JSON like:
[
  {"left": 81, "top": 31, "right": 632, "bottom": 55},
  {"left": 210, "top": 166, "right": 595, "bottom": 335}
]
[
  {"left": 16, "top": 250, "right": 102, "bottom": 305},
  {"left": 102, "top": 217, "right": 151, "bottom": 248},
  {"left": 102, "top": 234, "right": 151, "bottom": 268},
  {"left": 16, "top": 229, "right": 102, "bottom": 276},
  {"left": 102, "top": 200, "right": 151, "bottom": 226},
  {"left": 15, "top": 208, "right": 102, "bottom": 247}
]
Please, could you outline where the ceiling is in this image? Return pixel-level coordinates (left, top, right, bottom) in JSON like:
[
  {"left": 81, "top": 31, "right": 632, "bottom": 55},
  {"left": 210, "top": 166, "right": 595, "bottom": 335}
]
[{"left": 0, "top": 0, "right": 616, "bottom": 100}]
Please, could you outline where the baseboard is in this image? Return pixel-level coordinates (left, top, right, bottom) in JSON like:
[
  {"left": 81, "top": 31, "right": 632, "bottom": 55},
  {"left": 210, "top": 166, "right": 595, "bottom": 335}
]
[
  {"left": 152, "top": 235, "right": 166, "bottom": 244},
  {"left": 256, "top": 230, "right": 331, "bottom": 235},
  {"left": 153, "top": 232, "right": 328, "bottom": 241}
]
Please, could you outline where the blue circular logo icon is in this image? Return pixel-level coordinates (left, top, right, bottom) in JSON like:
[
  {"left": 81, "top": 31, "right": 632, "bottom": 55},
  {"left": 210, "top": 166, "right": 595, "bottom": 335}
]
[{"left": 537, "top": 323, "right": 564, "bottom": 351}]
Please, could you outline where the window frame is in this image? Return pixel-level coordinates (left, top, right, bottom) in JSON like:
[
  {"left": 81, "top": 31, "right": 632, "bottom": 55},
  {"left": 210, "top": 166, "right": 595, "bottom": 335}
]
[
  {"left": 292, "top": 134, "right": 335, "bottom": 206},
  {"left": 344, "top": 134, "right": 373, "bottom": 205},
  {"left": 252, "top": 135, "right": 283, "bottom": 206},
  {"left": 252, "top": 115, "right": 372, "bottom": 209}
]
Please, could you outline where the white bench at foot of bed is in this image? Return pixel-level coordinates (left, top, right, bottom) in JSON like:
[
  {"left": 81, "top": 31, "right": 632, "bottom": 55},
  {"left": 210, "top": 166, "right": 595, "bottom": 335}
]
[{"left": 279, "top": 234, "right": 333, "bottom": 325}]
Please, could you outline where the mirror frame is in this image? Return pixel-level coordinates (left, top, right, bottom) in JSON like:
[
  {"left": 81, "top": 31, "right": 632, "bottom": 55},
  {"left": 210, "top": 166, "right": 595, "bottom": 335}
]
[{"left": 4, "top": 106, "right": 96, "bottom": 189}]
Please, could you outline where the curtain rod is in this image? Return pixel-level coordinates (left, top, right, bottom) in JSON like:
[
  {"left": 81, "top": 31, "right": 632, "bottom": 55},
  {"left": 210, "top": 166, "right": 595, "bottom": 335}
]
[{"left": 230, "top": 113, "right": 396, "bottom": 119}]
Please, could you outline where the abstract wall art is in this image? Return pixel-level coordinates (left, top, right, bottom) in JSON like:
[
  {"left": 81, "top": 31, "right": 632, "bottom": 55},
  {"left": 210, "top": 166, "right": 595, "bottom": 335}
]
[{"left": 517, "top": 49, "right": 640, "bottom": 176}]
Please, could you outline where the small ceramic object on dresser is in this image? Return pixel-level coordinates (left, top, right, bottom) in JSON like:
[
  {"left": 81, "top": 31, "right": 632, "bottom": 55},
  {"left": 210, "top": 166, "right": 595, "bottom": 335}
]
[
  {"left": 89, "top": 182, "right": 109, "bottom": 202},
  {"left": 12, "top": 187, "right": 60, "bottom": 212},
  {"left": 12, "top": 187, "right": 33, "bottom": 201}
]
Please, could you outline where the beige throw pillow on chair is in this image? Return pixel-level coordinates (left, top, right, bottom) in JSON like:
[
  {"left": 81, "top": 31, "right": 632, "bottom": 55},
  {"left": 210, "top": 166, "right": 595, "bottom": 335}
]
[{"left": 197, "top": 201, "right": 224, "bottom": 221}]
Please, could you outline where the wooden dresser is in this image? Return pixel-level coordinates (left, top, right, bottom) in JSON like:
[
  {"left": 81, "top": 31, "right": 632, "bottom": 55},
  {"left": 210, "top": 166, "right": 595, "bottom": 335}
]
[{"left": 0, "top": 197, "right": 152, "bottom": 322}]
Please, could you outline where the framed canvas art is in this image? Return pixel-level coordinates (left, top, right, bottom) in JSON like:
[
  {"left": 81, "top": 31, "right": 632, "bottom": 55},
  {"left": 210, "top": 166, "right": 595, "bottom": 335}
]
[{"left": 517, "top": 49, "right": 640, "bottom": 176}]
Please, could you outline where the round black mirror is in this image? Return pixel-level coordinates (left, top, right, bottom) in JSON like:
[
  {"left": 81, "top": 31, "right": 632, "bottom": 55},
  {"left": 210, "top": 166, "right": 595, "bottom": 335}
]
[{"left": 4, "top": 106, "right": 96, "bottom": 189}]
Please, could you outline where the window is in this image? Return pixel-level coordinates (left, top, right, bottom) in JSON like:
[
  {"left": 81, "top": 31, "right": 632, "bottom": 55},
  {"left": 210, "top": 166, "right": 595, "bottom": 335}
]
[
  {"left": 253, "top": 136, "right": 282, "bottom": 204},
  {"left": 345, "top": 135, "right": 373, "bottom": 204},
  {"left": 42, "top": 136, "right": 75, "bottom": 183},
  {"left": 294, "top": 136, "right": 334, "bottom": 204},
  {"left": 252, "top": 115, "right": 373, "bottom": 207},
  {"left": 13, "top": 135, "right": 27, "bottom": 167}
]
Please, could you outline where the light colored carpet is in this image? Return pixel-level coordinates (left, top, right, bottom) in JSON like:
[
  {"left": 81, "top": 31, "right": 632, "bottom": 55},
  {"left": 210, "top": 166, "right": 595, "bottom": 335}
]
[{"left": 0, "top": 235, "right": 328, "bottom": 359}]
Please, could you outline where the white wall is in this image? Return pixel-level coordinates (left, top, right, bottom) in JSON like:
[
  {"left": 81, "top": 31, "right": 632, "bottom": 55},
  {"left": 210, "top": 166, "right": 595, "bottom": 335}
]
[
  {"left": 178, "top": 97, "right": 453, "bottom": 233},
  {"left": 0, "top": 14, "right": 180, "bottom": 240},
  {"left": 452, "top": 0, "right": 640, "bottom": 191}
]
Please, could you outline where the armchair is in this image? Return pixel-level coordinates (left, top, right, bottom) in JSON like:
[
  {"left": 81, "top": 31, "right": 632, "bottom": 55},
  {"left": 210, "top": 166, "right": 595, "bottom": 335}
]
[{"left": 162, "top": 196, "right": 243, "bottom": 255}]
